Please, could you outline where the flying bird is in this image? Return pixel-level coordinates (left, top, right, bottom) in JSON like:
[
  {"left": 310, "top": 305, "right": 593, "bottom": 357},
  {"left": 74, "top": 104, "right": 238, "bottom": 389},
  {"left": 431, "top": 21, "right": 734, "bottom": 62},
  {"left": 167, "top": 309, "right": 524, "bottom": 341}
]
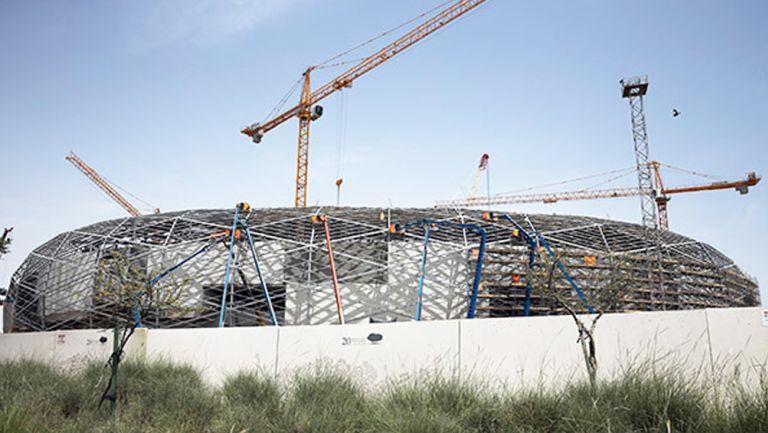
[{"left": 672, "top": 108, "right": 681, "bottom": 117}]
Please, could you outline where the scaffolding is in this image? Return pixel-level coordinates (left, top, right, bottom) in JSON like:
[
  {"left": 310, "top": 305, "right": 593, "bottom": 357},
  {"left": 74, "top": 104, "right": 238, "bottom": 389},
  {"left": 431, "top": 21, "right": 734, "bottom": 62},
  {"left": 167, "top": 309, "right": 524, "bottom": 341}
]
[{"left": 4, "top": 207, "right": 759, "bottom": 332}]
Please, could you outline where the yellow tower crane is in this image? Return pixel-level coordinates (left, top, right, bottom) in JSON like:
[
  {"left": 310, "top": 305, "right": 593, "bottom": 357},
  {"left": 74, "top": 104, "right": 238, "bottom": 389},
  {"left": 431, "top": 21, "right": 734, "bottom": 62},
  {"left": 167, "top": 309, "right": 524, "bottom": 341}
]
[{"left": 241, "top": 0, "right": 490, "bottom": 207}]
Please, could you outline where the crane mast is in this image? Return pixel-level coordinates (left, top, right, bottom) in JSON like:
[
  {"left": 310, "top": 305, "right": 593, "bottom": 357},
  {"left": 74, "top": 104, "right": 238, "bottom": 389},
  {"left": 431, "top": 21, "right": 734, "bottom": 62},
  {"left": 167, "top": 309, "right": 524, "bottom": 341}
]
[
  {"left": 621, "top": 76, "right": 657, "bottom": 231},
  {"left": 436, "top": 74, "right": 761, "bottom": 233},
  {"left": 242, "top": 0, "right": 489, "bottom": 207},
  {"left": 66, "top": 152, "right": 149, "bottom": 217}
]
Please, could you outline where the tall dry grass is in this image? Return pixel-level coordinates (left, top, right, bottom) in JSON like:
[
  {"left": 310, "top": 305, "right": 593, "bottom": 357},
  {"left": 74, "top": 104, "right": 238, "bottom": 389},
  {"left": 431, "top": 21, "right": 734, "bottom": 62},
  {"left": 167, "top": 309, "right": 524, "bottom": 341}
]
[{"left": 0, "top": 359, "right": 765, "bottom": 433}]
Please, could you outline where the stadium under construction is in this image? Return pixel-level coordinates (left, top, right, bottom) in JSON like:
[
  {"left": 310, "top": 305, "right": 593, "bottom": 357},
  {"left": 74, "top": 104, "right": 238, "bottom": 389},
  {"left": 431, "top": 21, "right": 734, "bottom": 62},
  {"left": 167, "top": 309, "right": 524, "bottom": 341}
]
[{"left": 4, "top": 207, "right": 759, "bottom": 332}]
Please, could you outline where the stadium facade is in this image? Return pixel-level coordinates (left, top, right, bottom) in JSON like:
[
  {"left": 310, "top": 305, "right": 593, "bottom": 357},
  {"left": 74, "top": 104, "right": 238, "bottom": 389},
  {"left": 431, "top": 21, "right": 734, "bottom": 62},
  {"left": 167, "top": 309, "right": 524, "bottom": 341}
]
[{"left": 4, "top": 207, "right": 759, "bottom": 332}]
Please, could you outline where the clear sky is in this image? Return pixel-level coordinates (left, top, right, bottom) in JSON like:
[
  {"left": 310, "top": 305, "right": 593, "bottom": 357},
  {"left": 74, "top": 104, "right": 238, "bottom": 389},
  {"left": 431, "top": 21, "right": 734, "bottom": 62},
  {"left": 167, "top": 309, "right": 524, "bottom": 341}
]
[{"left": 1, "top": 1, "right": 766, "bottom": 303}]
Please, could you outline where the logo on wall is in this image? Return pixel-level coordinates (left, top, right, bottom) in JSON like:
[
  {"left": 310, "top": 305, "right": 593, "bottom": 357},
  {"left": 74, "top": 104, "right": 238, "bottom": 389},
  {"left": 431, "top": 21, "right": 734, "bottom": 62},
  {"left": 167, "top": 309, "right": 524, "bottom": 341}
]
[{"left": 341, "top": 333, "right": 384, "bottom": 346}]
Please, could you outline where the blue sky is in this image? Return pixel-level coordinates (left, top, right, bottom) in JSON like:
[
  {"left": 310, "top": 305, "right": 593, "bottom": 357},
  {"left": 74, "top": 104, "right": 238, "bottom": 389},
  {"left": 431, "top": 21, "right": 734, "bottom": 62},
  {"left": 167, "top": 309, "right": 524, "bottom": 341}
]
[{"left": 1, "top": 0, "right": 766, "bottom": 303}]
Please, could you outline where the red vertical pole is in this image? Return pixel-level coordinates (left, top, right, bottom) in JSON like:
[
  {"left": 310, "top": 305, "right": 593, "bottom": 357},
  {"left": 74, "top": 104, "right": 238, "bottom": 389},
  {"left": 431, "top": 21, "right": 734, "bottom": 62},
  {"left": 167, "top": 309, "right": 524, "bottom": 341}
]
[{"left": 321, "top": 216, "right": 345, "bottom": 324}]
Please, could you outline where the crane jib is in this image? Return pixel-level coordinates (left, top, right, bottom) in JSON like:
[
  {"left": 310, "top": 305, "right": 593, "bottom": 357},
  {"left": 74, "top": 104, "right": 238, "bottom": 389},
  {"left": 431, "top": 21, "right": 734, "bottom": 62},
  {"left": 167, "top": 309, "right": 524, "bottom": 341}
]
[
  {"left": 240, "top": 0, "right": 490, "bottom": 207},
  {"left": 241, "top": 0, "right": 489, "bottom": 139}
]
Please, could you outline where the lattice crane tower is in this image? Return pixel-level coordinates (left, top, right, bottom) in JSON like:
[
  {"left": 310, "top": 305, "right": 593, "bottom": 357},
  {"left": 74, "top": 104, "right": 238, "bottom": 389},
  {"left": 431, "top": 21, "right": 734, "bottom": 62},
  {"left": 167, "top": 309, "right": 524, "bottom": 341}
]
[
  {"left": 621, "top": 76, "right": 665, "bottom": 301},
  {"left": 621, "top": 76, "right": 657, "bottom": 231}
]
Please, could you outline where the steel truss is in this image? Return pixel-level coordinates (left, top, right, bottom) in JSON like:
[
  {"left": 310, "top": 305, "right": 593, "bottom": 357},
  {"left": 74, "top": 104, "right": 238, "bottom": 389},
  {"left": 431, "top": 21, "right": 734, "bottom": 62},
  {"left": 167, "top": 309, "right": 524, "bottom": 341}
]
[{"left": 4, "top": 207, "right": 759, "bottom": 332}]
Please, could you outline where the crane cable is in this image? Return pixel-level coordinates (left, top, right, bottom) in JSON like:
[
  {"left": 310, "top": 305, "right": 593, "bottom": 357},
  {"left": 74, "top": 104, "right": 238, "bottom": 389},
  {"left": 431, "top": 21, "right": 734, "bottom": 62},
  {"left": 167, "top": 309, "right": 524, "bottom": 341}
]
[
  {"left": 99, "top": 173, "right": 160, "bottom": 215},
  {"left": 315, "top": 57, "right": 369, "bottom": 71},
  {"left": 493, "top": 166, "right": 637, "bottom": 197},
  {"left": 581, "top": 169, "right": 637, "bottom": 191},
  {"left": 454, "top": 166, "right": 480, "bottom": 200},
  {"left": 266, "top": 0, "right": 459, "bottom": 129},
  {"left": 485, "top": 163, "right": 733, "bottom": 200},
  {"left": 261, "top": 76, "right": 304, "bottom": 125},
  {"left": 313, "top": 0, "right": 455, "bottom": 70},
  {"left": 658, "top": 162, "right": 726, "bottom": 181}
]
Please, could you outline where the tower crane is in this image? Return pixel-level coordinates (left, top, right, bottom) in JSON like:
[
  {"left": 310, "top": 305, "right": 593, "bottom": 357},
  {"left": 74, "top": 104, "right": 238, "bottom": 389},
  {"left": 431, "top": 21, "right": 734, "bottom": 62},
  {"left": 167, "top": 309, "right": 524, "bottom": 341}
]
[
  {"left": 66, "top": 152, "right": 159, "bottom": 217},
  {"left": 435, "top": 162, "right": 761, "bottom": 231},
  {"left": 241, "top": 0, "right": 490, "bottom": 207},
  {"left": 437, "top": 74, "right": 760, "bottom": 231},
  {"left": 621, "top": 76, "right": 657, "bottom": 231},
  {"left": 466, "top": 153, "right": 490, "bottom": 200}
]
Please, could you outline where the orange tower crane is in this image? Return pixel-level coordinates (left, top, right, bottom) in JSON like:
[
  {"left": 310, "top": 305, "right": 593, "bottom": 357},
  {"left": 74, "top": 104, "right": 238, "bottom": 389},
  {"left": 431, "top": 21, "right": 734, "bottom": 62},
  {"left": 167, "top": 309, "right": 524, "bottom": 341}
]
[
  {"left": 242, "top": 0, "right": 489, "bottom": 207},
  {"left": 435, "top": 162, "right": 761, "bottom": 231},
  {"left": 66, "top": 152, "right": 159, "bottom": 217}
]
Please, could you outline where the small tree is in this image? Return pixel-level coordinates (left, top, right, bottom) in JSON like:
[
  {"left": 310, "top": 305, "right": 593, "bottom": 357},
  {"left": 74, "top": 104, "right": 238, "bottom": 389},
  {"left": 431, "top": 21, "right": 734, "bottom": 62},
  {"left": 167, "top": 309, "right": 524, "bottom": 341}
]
[
  {"left": 93, "top": 249, "right": 189, "bottom": 413},
  {"left": 528, "top": 247, "right": 628, "bottom": 388}
]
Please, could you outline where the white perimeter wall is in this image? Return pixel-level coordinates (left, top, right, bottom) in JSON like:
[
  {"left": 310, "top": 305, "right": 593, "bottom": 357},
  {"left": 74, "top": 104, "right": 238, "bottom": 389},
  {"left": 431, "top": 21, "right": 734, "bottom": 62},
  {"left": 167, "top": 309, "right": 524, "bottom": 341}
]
[{"left": 1, "top": 307, "right": 766, "bottom": 388}]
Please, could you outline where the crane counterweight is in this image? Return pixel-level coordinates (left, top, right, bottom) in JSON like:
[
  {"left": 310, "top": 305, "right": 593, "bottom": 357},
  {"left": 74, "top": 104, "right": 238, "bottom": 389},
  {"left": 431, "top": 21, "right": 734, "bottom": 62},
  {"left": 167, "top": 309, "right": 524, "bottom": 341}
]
[{"left": 243, "top": 123, "right": 264, "bottom": 143}]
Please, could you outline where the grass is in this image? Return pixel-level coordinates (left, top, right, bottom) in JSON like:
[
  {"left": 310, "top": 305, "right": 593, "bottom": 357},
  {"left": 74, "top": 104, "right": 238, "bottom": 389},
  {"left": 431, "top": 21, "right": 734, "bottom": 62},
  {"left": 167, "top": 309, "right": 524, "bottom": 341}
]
[{"left": 0, "top": 359, "right": 765, "bottom": 433}]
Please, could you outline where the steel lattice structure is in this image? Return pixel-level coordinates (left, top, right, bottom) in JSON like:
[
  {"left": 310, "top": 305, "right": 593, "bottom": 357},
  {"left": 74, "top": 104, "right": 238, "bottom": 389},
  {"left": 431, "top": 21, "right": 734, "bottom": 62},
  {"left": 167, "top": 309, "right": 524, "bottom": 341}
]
[
  {"left": 4, "top": 207, "right": 759, "bottom": 332},
  {"left": 622, "top": 76, "right": 657, "bottom": 231}
]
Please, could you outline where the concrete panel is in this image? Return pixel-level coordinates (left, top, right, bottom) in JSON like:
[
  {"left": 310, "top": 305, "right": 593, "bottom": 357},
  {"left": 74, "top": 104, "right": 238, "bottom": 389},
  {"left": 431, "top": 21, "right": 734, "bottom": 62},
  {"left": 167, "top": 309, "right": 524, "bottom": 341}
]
[
  {"left": 0, "top": 331, "right": 54, "bottom": 362},
  {"left": 594, "top": 309, "right": 711, "bottom": 378},
  {"left": 51, "top": 328, "right": 147, "bottom": 371},
  {"left": 0, "top": 328, "right": 146, "bottom": 371},
  {"left": 460, "top": 314, "right": 585, "bottom": 389},
  {"left": 145, "top": 326, "right": 278, "bottom": 385},
  {"left": 704, "top": 307, "right": 768, "bottom": 386},
  {"left": 276, "top": 320, "right": 460, "bottom": 387},
  {"left": 51, "top": 329, "right": 115, "bottom": 370},
  {"left": 461, "top": 309, "right": 715, "bottom": 389},
  {"left": 1, "top": 307, "right": 765, "bottom": 390}
]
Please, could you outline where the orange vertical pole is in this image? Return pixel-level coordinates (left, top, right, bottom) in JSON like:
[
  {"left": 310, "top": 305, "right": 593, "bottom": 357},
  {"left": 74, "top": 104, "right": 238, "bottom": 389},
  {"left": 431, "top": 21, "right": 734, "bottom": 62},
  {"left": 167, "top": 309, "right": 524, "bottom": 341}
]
[{"left": 321, "top": 216, "right": 345, "bottom": 324}]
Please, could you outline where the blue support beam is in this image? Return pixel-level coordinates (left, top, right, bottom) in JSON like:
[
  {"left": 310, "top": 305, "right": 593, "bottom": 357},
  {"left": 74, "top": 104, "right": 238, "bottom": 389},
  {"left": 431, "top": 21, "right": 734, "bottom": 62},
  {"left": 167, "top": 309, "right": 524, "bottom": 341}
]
[
  {"left": 133, "top": 240, "right": 219, "bottom": 327},
  {"left": 219, "top": 206, "right": 241, "bottom": 327},
  {"left": 524, "top": 243, "right": 535, "bottom": 316},
  {"left": 539, "top": 236, "right": 595, "bottom": 314},
  {"left": 242, "top": 227, "right": 279, "bottom": 326},
  {"left": 415, "top": 225, "right": 431, "bottom": 321},
  {"left": 399, "top": 219, "right": 487, "bottom": 319},
  {"left": 467, "top": 229, "right": 487, "bottom": 319},
  {"left": 490, "top": 212, "right": 595, "bottom": 315}
]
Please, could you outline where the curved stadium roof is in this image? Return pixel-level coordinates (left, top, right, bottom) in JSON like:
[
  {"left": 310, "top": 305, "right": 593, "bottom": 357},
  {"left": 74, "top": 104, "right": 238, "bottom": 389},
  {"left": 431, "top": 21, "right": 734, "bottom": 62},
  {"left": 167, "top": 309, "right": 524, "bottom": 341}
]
[{"left": 6, "top": 207, "right": 758, "bottom": 332}]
